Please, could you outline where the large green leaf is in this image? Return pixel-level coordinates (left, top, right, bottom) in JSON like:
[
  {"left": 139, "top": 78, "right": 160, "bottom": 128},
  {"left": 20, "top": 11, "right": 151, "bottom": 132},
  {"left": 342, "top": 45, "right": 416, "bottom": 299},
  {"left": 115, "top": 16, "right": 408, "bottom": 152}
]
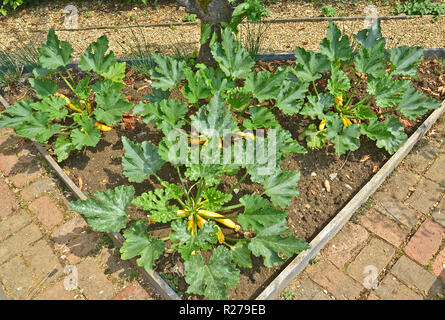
[
  {"left": 184, "top": 245, "right": 239, "bottom": 300},
  {"left": 300, "top": 93, "right": 334, "bottom": 120},
  {"left": 132, "top": 182, "right": 182, "bottom": 223},
  {"left": 244, "top": 68, "right": 287, "bottom": 102},
  {"left": 54, "top": 137, "right": 74, "bottom": 162},
  {"left": 332, "top": 124, "right": 361, "bottom": 155},
  {"left": 190, "top": 93, "right": 238, "bottom": 137},
  {"left": 200, "top": 188, "right": 232, "bottom": 211},
  {"left": 243, "top": 106, "right": 279, "bottom": 130},
  {"left": 354, "top": 19, "right": 386, "bottom": 49},
  {"left": 0, "top": 99, "right": 34, "bottom": 129},
  {"left": 121, "top": 136, "right": 165, "bottom": 183},
  {"left": 260, "top": 169, "right": 300, "bottom": 208},
  {"left": 133, "top": 98, "right": 187, "bottom": 130},
  {"left": 170, "top": 219, "right": 218, "bottom": 261},
  {"left": 120, "top": 222, "right": 165, "bottom": 271},
  {"left": 92, "top": 80, "right": 133, "bottom": 125},
  {"left": 327, "top": 65, "right": 350, "bottom": 97},
  {"left": 210, "top": 27, "right": 255, "bottom": 80},
  {"left": 28, "top": 78, "right": 58, "bottom": 99},
  {"left": 361, "top": 116, "right": 407, "bottom": 154},
  {"left": 230, "top": 242, "right": 252, "bottom": 268},
  {"left": 367, "top": 75, "right": 411, "bottom": 108},
  {"left": 149, "top": 53, "right": 185, "bottom": 91},
  {"left": 15, "top": 113, "right": 60, "bottom": 143},
  {"left": 275, "top": 79, "right": 309, "bottom": 115},
  {"left": 319, "top": 21, "right": 352, "bottom": 63},
  {"left": 78, "top": 35, "right": 116, "bottom": 75},
  {"left": 69, "top": 185, "right": 134, "bottom": 232},
  {"left": 38, "top": 29, "right": 73, "bottom": 70},
  {"left": 30, "top": 96, "right": 68, "bottom": 120},
  {"left": 397, "top": 87, "right": 442, "bottom": 120},
  {"left": 238, "top": 194, "right": 287, "bottom": 232},
  {"left": 249, "top": 221, "right": 310, "bottom": 267},
  {"left": 70, "top": 117, "right": 101, "bottom": 149},
  {"left": 354, "top": 41, "right": 386, "bottom": 77},
  {"left": 389, "top": 46, "right": 424, "bottom": 77},
  {"left": 293, "top": 47, "right": 330, "bottom": 82},
  {"left": 181, "top": 67, "right": 212, "bottom": 104}
]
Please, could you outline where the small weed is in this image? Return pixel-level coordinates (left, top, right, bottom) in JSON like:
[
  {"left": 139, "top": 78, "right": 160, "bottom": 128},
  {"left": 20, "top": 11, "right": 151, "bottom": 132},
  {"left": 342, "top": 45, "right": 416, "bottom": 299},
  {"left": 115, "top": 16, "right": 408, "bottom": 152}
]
[
  {"left": 160, "top": 273, "right": 183, "bottom": 297},
  {"left": 310, "top": 258, "right": 320, "bottom": 265},
  {"left": 97, "top": 233, "right": 114, "bottom": 249},
  {"left": 125, "top": 270, "right": 139, "bottom": 282},
  {"left": 321, "top": 5, "right": 338, "bottom": 17},
  {"left": 392, "top": 0, "right": 445, "bottom": 21},
  {"left": 182, "top": 13, "right": 197, "bottom": 22},
  {"left": 280, "top": 289, "right": 295, "bottom": 300}
]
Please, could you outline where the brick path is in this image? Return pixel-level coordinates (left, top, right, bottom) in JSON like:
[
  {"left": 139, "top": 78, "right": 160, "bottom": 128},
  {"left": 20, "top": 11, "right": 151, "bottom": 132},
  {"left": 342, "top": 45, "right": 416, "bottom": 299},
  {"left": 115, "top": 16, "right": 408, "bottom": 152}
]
[
  {"left": 280, "top": 115, "right": 445, "bottom": 300},
  {"left": 0, "top": 128, "right": 158, "bottom": 300}
]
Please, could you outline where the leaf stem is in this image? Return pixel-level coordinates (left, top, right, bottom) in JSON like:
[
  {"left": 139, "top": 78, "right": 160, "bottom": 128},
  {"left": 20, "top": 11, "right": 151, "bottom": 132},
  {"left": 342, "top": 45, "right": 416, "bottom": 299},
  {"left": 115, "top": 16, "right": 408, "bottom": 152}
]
[
  {"left": 65, "top": 68, "right": 76, "bottom": 85},
  {"left": 219, "top": 203, "right": 244, "bottom": 212},
  {"left": 312, "top": 80, "right": 319, "bottom": 98},
  {"left": 344, "top": 77, "right": 362, "bottom": 108},
  {"left": 58, "top": 71, "right": 76, "bottom": 93},
  {"left": 235, "top": 103, "right": 251, "bottom": 120},
  {"left": 224, "top": 236, "right": 247, "bottom": 242},
  {"left": 227, "top": 171, "right": 248, "bottom": 195},
  {"left": 177, "top": 166, "right": 191, "bottom": 202}
]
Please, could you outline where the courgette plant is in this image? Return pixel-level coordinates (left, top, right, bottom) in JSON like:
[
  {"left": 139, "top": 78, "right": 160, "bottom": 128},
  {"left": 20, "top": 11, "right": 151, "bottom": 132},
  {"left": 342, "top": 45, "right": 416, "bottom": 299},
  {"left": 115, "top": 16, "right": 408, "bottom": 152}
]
[
  {"left": 68, "top": 27, "right": 311, "bottom": 300},
  {"left": 291, "top": 20, "right": 441, "bottom": 155},
  {"left": 0, "top": 29, "right": 133, "bottom": 161}
]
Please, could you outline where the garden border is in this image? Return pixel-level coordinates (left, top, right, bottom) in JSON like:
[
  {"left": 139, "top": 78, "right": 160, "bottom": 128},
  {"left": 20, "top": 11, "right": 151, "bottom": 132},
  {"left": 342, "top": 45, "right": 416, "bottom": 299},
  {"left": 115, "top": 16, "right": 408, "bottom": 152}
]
[{"left": 1, "top": 50, "right": 444, "bottom": 300}]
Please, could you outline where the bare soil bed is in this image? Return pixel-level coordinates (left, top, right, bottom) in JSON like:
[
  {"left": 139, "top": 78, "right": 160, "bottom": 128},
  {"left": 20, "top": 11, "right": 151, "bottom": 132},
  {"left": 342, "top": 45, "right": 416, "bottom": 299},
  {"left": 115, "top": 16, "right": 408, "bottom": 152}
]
[{"left": 1, "top": 57, "right": 444, "bottom": 299}]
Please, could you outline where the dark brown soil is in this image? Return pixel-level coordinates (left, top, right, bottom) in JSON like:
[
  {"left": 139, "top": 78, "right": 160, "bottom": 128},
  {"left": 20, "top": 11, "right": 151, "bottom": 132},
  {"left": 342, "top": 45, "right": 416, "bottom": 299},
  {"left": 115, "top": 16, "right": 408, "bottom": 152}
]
[{"left": 1, "top": 59, "right": 444, "bottom": 300}]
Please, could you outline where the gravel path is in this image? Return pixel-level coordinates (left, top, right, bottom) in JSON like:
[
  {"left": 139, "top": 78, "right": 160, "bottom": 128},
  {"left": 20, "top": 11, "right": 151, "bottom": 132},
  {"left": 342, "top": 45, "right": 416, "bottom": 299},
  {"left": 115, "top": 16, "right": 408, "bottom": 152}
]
[{"left": 0, "top": 0, "right": 444, "bottom": 59}]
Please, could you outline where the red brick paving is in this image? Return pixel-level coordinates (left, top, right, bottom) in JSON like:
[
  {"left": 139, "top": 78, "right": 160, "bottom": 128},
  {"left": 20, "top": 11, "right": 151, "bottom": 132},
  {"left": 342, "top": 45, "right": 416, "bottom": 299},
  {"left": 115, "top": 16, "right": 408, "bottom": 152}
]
[
  {"left": 0, "top": 135, "right": 157, "bottom": 300},
  {"left": 404, "top": 219, "right": 445, "bottom": 265},
  {"left": 114, "top": 282, "right": 152, "bottom": 300}
]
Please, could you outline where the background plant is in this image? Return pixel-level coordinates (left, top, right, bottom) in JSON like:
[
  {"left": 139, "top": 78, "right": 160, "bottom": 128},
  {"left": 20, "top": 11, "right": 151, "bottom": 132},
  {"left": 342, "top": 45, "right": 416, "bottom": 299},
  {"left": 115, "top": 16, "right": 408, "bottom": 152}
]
[
  {"left": 0, "top": 32, "right": 41, "bottom": 89},
  {"left": 392, "top": 0, "right": 445, "bottom": 20},
  {"left": 0, "top": 29, "right": 133, "bottom": 161},
  {"left": 290, "top": 20, "right": 441, "bottom": 155},
  {"left": 320, "top": 4, "right": 338, "bottom": 17}
]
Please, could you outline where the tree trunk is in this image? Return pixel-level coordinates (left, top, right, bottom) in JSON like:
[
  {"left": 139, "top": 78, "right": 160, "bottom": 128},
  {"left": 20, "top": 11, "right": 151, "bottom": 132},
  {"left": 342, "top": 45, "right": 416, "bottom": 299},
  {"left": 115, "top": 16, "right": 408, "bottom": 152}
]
[{"left": 178, "top": 0, "right": 233, "bottom": 66}]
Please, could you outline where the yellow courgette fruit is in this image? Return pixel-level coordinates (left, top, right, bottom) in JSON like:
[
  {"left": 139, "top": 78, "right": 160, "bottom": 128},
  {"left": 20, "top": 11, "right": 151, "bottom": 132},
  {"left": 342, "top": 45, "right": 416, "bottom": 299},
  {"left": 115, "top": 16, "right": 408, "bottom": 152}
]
[
  {"left": 335, "top": 96, "right": 343, "bottom": 107},
  {"left": 341, "top": 116, "right": 352, "bottom": 128},
  {"left": 94, "top": 122, "right": 112, "bottom": 132},
  {"left": 196, "top": 215, "right": 207, "bottom": 229},
  {"left": 318, "top": 119, "right": 326, "bottom": 131},
  {"left": 176, "top": 209, "right": 190, "bottom": 217},
  {"left": 215, "top": 225, "right": 225, "bottom": 244},
  {"left": 236, "top": 131, "right": 255, "bottom": 141},
  {"left": 197, "top": 209, "right": 240, "bottom": 232}
]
